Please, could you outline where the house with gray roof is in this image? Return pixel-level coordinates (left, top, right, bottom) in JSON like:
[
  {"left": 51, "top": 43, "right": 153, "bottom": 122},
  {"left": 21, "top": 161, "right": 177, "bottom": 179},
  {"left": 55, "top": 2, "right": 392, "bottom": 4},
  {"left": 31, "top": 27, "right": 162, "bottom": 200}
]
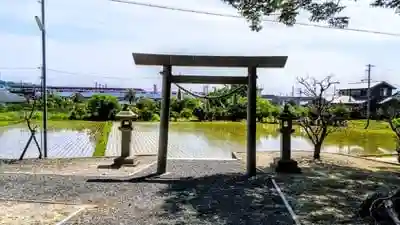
[{"left": 337, "top": 81, "right": 397, "bottom": 116}]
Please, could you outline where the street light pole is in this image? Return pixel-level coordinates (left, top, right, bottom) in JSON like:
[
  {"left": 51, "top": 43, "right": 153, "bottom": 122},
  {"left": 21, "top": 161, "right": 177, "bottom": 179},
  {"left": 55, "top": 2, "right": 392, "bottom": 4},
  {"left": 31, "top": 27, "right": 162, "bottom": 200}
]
[{"left": 36, "top": 0, "right": 48, "bottom": 158}]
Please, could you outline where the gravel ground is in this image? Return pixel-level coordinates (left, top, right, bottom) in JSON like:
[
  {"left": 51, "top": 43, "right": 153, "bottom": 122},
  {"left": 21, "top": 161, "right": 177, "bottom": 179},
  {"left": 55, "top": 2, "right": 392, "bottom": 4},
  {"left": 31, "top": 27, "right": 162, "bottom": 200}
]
[
  {"left": 0, "top": 156, "right": 156, "bottom": 177},
  {"left": 0, "top": 159, "right": 294, "bottom": 225},
  {"left": 0, "top": 200, "right": 85, "bottom": 224},
  {"left": 235, "top": 151, "right": 400, "bottom": 225}
]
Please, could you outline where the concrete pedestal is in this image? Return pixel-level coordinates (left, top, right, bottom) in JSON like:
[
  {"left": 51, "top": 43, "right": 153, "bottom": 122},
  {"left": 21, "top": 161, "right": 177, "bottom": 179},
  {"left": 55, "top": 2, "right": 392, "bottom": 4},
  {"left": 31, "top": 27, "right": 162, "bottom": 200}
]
[
  {"left": 119, "top": 126, "right": 132, "bottom": 158},
  {"left": 114, "top": 126, "right": 136, "bottom": 167},
  {"left": 275, "top": 159, "right": 302, "bottom": 173},
  {"left": 113, "top": 156, "right": 137, "bottom": 167}
]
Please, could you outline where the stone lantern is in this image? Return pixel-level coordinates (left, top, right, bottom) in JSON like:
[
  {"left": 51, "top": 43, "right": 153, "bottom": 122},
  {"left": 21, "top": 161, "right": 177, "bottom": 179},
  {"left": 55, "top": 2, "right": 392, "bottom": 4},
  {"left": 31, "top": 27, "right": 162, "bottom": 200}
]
[
  {"left": 275, "top": 104, "right": 302, "bottom": 173},
  {"left": 114, "top": 107, "right": 138, "bottom": 166}
]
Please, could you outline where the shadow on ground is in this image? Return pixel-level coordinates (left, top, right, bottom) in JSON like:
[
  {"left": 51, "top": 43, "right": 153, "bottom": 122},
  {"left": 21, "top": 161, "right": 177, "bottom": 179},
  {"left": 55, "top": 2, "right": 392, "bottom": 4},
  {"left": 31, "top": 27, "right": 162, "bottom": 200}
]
[
  {"left": 263, "top": 157, "right": 400, "bottom": 225},
  {"left": 88, "top": 172, "right": 295, "bottom": 225}
]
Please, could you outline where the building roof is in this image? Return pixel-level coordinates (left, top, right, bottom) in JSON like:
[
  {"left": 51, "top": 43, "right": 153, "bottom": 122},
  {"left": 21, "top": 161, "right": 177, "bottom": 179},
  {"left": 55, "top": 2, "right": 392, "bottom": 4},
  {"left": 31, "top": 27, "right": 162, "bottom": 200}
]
[
  {"left": 338, "top": 81, "right": 397, "bottom": 90},
  {"left": 0, "top": 89, "right": 25, "bottom": 103},
  {"left": 132, "top": 53, "right": 288, "bottom": 68},
  {"left": 8, "top": 84, "right": 145, "bottom": 92},
  {"left": 379, "top": 91, "right": 400, "bottom": 104}
]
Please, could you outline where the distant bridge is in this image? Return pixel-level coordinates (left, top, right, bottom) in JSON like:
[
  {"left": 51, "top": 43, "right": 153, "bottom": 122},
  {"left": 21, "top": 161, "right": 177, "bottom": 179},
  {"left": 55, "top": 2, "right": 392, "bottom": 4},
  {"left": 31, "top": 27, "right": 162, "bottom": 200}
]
[{"left": 7, "top": 84, "right": 204, "bottom": 100}]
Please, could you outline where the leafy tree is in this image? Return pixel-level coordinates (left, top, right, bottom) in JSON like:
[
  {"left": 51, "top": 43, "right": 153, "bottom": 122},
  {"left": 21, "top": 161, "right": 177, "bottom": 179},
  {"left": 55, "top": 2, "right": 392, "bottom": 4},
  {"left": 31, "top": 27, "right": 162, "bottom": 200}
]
[
  {"left": 256, "top": 97, "right": 273, "bottom": 122},
  {"left": 70, "top": 92, "right": 84, "bottom": 103},
  {"left": 226, "top": 96, "right": 247, "bottom": 121},
  {"left": 87, "top": 94, "right": 120, "bottom": 120},
  {"left": 170, "top": 111, "right": 180, "bottom": 121},
  {"left": 124, "top": 88, "right": 136, "bottom": 104},
  {"left": 193, "top": 107, "right": 207, "bottom": 121},
  {"left": 138, "top": 108, "right": 154, "bottom": 121},
  {"left": 223, "top": 0, "right": 398, "bottom": 31},
  {"left": 378, "top": 102, "right": 400, "bottom": 162},
  {"left": 136, "top": 98, "right": 157, "bottom": 111},
  {"left": 180, "top": 108, "right": 193, "bottom": 120},
  {"left": 170, "top": 97, "right": 184, "bottom": 114},
  {"left": 69, "top": 103, "right": 87, "bottom": 120},
  {"left": 182, "top": 97, "right": 201, "bottom": 110},
  {"left": 331, "top": 104, "right": 350, "bottom": 119},
  {"left": 269, "top": 106, "right": 281, "bottom": 123}
]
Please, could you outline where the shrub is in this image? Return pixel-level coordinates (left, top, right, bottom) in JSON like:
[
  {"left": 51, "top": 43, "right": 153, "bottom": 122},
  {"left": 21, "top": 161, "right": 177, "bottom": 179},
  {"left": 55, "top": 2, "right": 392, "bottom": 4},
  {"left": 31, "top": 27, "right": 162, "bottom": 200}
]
[
  {"left": 139, "top": 108, "right": 153, "bottom": 121},
  {"left": 151, "top": 113, "right": 160, "bottom": 121},
  {"left": 180, "top": 108, "right": 193, "bottom": 120},
  {"left": 49, "top": 112, "right": 69, "bottom": 120},
  {"left": 69, "top": 104, "right": 88, "bottom": 120}
]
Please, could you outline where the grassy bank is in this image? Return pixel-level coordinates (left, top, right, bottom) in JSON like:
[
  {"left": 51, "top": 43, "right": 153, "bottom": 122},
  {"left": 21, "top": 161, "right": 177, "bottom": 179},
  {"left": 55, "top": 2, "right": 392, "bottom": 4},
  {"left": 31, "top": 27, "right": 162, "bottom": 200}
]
[
  {"left": 0, "top": 120, "right": 23, "bottom": 127},
  {"left": 93, "top": 121, "right": 113, "bottom": 157},
  {"left": 0, "top": 111, "right": 69, "bottom": 123}
]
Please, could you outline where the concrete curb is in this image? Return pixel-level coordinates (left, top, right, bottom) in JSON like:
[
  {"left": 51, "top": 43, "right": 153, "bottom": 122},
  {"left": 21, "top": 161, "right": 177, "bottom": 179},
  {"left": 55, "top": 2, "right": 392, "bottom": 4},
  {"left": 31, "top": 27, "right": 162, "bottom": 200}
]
[{"left": 332, "top": 152, "right": 400, "bottom": 167}]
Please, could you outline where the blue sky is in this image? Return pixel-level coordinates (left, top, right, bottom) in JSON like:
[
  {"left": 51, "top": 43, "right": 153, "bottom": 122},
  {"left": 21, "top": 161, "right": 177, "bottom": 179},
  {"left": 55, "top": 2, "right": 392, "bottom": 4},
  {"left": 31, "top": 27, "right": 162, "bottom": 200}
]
[{"left": 1, "top": 0, "right": 400, "bottom": 95}]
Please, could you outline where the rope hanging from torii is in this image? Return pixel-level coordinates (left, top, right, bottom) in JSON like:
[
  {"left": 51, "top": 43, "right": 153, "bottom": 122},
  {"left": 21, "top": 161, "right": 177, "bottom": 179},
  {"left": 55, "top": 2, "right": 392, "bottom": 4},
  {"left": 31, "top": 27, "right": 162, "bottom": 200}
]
[
  {"left": 173, "top": 83, "right": 246, "bottom": 100},
  {"left": 159, "top": 70, "right": 248, "bottom": 100}
]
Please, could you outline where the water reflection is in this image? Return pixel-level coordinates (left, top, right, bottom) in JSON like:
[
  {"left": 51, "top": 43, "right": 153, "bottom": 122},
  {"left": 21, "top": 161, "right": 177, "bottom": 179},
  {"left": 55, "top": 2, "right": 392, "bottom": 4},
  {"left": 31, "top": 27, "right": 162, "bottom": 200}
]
[
  {"left": 0, "top": 126, "right": 97, "bottom": 159},
  {"left": 164, "top": 122, "right": 397, "bottom": 155},
  {"left": 0, "top": 121, "right": 396, "bottom": 159}
]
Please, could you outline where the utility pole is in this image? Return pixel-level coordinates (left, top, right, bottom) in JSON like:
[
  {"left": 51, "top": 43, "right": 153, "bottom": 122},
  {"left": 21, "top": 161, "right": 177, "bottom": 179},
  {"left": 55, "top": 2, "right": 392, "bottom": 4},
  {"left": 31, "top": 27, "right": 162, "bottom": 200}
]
[
  {"left": 363, "top": 64, "right": 374, "bottom": 129},
  {"left": 312, "top": 80, "right": 317, "bottom": 93},
  {"left": 35, "top": 0, "right": 48, "bottom": 158}
]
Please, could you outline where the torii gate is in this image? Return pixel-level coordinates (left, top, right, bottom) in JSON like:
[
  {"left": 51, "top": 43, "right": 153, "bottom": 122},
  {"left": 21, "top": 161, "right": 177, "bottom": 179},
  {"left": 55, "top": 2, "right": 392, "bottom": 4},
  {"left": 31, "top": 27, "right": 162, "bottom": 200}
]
[{"left": 132, "top": 53, "right": 288, "bottom": 176}]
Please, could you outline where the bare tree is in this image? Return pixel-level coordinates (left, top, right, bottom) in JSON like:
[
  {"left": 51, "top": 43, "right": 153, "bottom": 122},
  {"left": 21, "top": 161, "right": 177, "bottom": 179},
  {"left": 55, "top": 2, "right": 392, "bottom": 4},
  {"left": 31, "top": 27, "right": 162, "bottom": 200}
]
[
  {"left": 19, "top": 94, "right": 42, "bottom": 160},
  {"left": 297, "top": 75, "right": 340, "bottom": 160}
]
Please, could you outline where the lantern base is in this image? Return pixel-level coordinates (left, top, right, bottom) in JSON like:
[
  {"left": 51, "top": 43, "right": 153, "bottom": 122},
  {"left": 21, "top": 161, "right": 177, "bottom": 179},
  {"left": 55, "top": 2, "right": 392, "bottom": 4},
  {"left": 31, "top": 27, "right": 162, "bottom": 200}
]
[
  {"left": 113, "top": 156, "right": 137, "bottom": 167},
  {"left": 275, "top": 159, "right": 302, "bottom": 174}
]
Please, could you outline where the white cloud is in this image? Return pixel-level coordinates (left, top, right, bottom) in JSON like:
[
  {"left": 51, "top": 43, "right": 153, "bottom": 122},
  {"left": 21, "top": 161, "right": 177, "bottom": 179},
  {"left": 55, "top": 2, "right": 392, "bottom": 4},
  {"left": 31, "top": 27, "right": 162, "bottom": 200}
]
[{"left": 1, "top": 0, "right": 400, "bottom": 94}]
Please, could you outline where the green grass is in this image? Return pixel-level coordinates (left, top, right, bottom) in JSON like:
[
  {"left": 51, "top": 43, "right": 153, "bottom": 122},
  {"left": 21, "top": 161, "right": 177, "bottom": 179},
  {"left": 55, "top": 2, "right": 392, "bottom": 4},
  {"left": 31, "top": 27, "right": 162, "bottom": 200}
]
[
  {"left": 348, "top": 119, "right": 391, "bottom": 130},
  {"left": 93, "top": 121, "right": 113, "bottom": 157},
  {"left": 0, "top": 111, "right": 70, "bottom": 122},
  {"left": 0, "top": 120, "right": 23, "bottom": 127}
]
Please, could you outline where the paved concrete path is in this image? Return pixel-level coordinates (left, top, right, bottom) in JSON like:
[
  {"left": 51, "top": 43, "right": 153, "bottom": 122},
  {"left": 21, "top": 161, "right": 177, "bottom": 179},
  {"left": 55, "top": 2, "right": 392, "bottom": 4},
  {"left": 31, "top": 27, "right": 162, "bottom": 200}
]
[
  {"left": 106, "top": 122, "right": 234, "bottom": 159},
  {"left": 0, "top": 160, "right": 296, "bottom": 225}
]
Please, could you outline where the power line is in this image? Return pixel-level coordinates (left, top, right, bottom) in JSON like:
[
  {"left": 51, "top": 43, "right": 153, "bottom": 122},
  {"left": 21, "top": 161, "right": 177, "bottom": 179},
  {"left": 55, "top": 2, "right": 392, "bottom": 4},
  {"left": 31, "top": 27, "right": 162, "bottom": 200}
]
[
  {"left": 47, "top": 68, "right": 159, "bottom": 80},
  {"left": 0, "top": 66, "right": 159, "bottom": 80},
  {"left": 47, "top": 68, "right": 128, "bottom": 80},
  {"left": 0, "top": 67, "right": 39, "bottom": 70},
  {"left": 110, "top": 0, "right": 400, "bottom": 37}
]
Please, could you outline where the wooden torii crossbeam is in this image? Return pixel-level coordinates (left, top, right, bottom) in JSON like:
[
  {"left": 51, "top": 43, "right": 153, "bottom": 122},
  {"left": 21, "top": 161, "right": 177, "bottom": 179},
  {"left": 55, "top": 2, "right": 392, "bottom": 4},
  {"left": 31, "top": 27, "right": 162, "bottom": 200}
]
[{"left": 132, "top": 53, "right": 288, "bottom": 176}]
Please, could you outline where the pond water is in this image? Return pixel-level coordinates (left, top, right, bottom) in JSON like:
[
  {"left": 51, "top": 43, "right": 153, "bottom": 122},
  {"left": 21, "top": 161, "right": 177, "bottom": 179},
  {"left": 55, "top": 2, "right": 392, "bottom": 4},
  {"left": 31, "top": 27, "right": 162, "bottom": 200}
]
[
  {"left": 162, "top": 122, "right": 397, "bottom": 155},
  {"left": 0, "top": 125, "right": 97, "bottom": 159},
  {"left": 0, "top": 122, "right": 397, "bottom": 159}
]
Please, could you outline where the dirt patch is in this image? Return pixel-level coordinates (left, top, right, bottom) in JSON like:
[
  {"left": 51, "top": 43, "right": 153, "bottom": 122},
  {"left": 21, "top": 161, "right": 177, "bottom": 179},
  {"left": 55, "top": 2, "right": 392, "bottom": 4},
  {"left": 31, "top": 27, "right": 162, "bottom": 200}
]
[
  {"left": 0, "top": 156, "right": 156, "bottom": 177},
  {"left": 0, "top": 200, "right": 87, "bottom": 225},
  {"left": 235, "top": 151, "right": 400, "bottom": 225}
]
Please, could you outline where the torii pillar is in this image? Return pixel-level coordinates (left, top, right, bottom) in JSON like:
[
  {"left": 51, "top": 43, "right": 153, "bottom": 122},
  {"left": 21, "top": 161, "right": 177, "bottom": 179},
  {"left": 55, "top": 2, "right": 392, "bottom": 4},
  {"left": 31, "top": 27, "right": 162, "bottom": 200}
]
[{"left": 132, "top": 53, "right": 288, "bottom": 176}]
